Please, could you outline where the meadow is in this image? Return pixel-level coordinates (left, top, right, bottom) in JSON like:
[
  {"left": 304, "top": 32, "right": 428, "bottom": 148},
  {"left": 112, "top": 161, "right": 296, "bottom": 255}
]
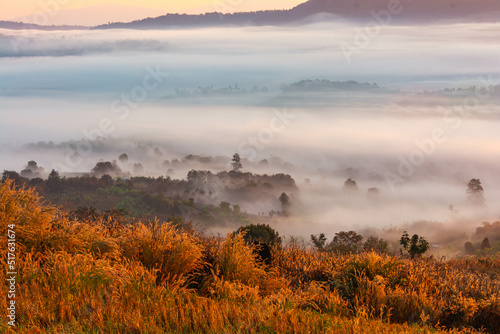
[{"left": 1, "top": 179, "right": 499, "bottom": 333}]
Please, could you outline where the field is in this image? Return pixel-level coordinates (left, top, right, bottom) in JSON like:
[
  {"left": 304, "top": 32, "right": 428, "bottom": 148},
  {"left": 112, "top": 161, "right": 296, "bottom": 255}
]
[{"left": 1, "top": 179, "right": 499, "bottom": 333}]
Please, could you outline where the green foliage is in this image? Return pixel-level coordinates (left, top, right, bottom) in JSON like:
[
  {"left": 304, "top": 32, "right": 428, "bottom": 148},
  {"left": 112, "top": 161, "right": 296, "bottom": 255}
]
[
  {"left": 311, "top": 233, "right": 327, "bottom": 251},
  {"left": 329, "top": 231, "right": 364, "bottom": 254},
  {"left": 116, "top": 196, "right": 153, "bottom": 217},
  {"left": 311, "top": 233, "right": 389, "bottom": 255},
  {"left": 400, "top": 231, "right": 430, "bottom": 258},
  {"left": 98, "top": 184, "right": 138, "bottom": 196},
  {"left": 363, "top": 236, "right": 389, "bottom": 254},
  {"left": 236, "top": 223, "right": 282, "bottom": 246}
]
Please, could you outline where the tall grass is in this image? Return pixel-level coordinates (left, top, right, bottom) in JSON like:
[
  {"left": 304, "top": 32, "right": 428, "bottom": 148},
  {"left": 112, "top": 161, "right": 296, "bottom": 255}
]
[{"left": 1, "top": 179, "right": 498, "bottom": 333}]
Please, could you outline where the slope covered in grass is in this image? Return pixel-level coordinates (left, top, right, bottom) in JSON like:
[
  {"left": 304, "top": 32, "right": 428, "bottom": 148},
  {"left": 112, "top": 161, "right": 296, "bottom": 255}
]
[{"left": 1, "top": 180, "right": 498, "bottom": 333}]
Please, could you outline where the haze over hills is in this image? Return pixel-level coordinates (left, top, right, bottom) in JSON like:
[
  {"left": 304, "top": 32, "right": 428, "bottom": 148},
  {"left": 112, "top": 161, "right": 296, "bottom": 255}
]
[
  {"left": 93, "top": 0, "right": 500, "bottom": 29},
  {"left": 1, "top": 0, "right": 498, "bottom": 30},
  {"left": 292, "top": 0, "right": 500, "bottom": 22}
]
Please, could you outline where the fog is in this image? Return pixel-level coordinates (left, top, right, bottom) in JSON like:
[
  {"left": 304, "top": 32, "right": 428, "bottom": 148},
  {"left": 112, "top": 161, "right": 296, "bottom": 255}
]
[{"left": 1, "top": 21, "right": 499, "bottom": 247}]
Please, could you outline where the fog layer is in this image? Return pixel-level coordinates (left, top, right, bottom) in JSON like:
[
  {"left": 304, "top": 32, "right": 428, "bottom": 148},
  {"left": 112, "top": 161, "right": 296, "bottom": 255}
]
[{"left": 1, "top": 22, "right": 499, "bottom": 241}]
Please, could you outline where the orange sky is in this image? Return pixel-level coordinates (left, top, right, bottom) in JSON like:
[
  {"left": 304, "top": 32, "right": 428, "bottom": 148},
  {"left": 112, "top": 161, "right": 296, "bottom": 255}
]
[{"left": 0, "top": 0, "right": 306, "bottom": 21}]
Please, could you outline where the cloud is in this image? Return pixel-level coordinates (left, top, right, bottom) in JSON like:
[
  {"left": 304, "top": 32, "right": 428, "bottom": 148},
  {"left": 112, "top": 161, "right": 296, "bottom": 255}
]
[
  {"left": 0, "top": 32, "right": 169, "bottom": 57},
  {"left": 0, "top": 22, "right": 499, "bottom": 239}
]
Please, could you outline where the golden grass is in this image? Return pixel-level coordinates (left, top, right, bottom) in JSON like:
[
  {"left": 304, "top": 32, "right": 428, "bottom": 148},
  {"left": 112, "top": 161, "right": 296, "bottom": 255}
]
[{"left": 1, "top": 179, "right": 498, "bottom": 333}]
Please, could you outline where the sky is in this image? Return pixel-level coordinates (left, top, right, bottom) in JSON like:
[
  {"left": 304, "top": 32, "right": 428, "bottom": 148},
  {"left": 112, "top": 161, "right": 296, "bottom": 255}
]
[{"left": 0, "top": 0, "right": 306, "bottom": 25}]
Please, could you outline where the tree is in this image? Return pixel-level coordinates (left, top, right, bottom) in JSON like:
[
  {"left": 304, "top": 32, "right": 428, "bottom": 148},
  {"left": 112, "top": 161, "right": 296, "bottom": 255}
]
[
  {"left": 100, "top": 174, "right": 113, "bottom": 186},
  {"left": 279, "top": 192, "right": 290, "bottom": 215},
  {"left": 154, "top": 147, "right": 163, "bottom": 157},
  {"left": 363, "top": 236, "right": 389, "bottom": 254},
  {"left": 2, "top": 171, "right": 22, "bottom": 187},
  {"left": 91, "top": 161, "right": 122, "bottom": 177},
  {"left": 330, "top": 231, "right": 363, "bottom": 254},
  {"left": 343, "top": 178, "right": 359, "bottom": 192},
  {"left": 20, "top": 168, "right": 33, "bottom": 178},
  {"left": 118, "top": 153, "right": 128, "bottom": 163},
  {"left": 236, "top": 224, "right": 281, "bottom": 246},
  {"left": 133, "top": 163, "right": 144, "bottom": 175},
  {"left": 481, "top": 237, "right": 491, "bottom": 250},
  {"left": 311, "top": 233, "right": 327, "bottom": 251},
  {"left": 464, "top": 242, "right": 476, "bottom": 255},
  {"left": 46, "top": 169, "right": 63, "bottom": 193},
  {"left": 21, "top": 160, "right": 43, "bottom": 179},
  {"left": 400, "top": 231, "right": 429, "bottom": 259},
  {"left": 231, "top": 153, "right": 242, "bottom": 172},
  {"left": 467, "top": 178, "right": 485, "bottom": 205}
]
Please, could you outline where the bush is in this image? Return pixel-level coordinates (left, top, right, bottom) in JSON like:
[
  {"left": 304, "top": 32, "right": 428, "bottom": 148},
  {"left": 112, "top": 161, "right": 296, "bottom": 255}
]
[
  {"left": 400, "top": 232, "right": 429, "bottom": 258},
  {"left": 235, "top": 224, "right": 282, "bottom": 246},
  {"left": 329, "top": 231, "right": 364, "bottom": 254}
]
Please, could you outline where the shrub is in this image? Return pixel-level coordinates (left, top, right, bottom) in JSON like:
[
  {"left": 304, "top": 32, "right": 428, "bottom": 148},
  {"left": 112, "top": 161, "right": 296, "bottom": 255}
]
[
  {"left": 400, "top": 232, "right": 429, "bottom": 258},
  {"left": 236, "top": 224, "right": 282, "bottom": 246}
]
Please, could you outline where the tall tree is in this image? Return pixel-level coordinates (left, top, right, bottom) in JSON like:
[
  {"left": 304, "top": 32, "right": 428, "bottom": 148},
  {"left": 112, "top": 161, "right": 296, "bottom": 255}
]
[
  {"left": 231, "top": 153, "right": 242, "bottom": 172},
  {"left": 46, "top": 169, "right": 63, "bottom": 193},
  {"left": 279, "top": 192, "right": 290, "bottom": 215},
  {"left": 467, "top": 178, "right": 485, "bottom": 205}
]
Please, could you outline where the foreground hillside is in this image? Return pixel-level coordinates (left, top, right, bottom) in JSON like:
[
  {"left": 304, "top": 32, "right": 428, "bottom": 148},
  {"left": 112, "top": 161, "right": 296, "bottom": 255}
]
[{"left": 1, "top": 180, "right": 499, "bottom": 333}]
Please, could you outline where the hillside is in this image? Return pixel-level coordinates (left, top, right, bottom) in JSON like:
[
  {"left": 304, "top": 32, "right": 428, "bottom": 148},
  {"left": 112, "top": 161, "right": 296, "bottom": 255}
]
[
  {"left": 1, "top": 179, "right": 500, "bottom": 333},
  {"left": 93, "top": 0, "right": 500, "bottom": 29},
  {"left": 2, "top": 0, "right": 498, "bottom": 31},
  {"left": 292, "top": 0, "right": 500, "bottom": 22}
]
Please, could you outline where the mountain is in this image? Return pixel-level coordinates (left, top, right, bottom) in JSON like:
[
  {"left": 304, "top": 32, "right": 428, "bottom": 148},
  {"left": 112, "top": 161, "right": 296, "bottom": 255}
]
[
  {"left": 291, "top": 0, "right": 500, "bottom": 23},
  {"left": 0, "top": 21, "right": 86, "bottom": 31},
  {"left": 93, "top": 0, "right": 500, "bottom": 29},
  {"left": 1, "top": 0, "right": 499, "bottom": 31}
]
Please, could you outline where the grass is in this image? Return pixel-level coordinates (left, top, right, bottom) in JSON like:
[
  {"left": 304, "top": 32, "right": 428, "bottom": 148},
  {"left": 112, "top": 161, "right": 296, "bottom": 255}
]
[{"left": 1, "top": 179, "right": 498, "bottom": 333}]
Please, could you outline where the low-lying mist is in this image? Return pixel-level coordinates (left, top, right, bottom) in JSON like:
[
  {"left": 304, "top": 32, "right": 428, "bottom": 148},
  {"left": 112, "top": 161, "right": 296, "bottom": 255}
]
[{"left": 1, "top": 22, "right": 499, "bottom": 251}]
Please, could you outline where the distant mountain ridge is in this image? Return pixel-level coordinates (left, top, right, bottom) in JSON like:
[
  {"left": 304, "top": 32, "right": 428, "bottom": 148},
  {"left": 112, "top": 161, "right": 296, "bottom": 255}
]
[
  {"left": 292, "top": 0, "right": 500, "bottom": 22},
  {"left": 1, "top": 0, "right": 498, "bottom": 31},
  {"left": 92, "top": 0, "right": 500, "bottom": 29},
  {"left": 0, "top": 20, "right": 86, "bottom": 30}
]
